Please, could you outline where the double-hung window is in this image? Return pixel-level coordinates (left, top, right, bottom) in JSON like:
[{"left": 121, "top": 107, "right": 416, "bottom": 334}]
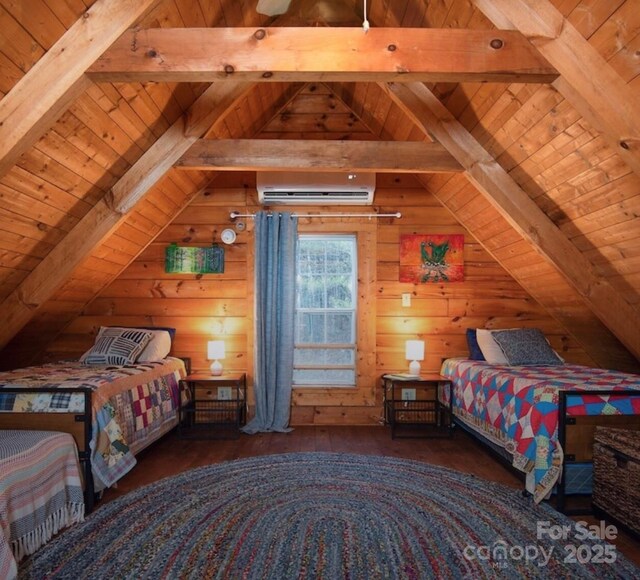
[{"left": 293, "top": 235, "right": 357, "bottom": 387}]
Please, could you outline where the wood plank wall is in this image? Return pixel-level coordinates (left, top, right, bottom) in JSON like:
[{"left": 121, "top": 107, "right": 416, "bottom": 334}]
[{"left": 48, "top": 171, "right": 591, "bottom": 425}]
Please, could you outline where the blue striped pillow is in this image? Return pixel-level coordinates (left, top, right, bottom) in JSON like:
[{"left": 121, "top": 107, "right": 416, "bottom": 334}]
[{"left": 80, "top": 327, "right": 153, "bottom": 366}]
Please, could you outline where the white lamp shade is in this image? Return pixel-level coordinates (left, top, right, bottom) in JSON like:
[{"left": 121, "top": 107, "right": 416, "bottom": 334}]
[
  {"left": 405, "top": 340, "right": 425, "bottom": 362},
  {"left": 207, "top": 340, "right": 226, "bottom": 361}
]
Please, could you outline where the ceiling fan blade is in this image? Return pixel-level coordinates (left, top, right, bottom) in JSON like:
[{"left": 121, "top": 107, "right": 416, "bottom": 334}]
[{"left": 256, "top": 0, "right": 293, "bottom": 16}]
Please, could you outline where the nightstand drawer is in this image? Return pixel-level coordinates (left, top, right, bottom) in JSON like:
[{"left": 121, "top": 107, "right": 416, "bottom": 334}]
[{"left": 193, "top": 385, "right": 231, "bottom": 401}]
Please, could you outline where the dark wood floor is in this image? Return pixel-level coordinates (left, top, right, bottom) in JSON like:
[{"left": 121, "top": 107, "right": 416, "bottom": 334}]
[{"left": 101, "top": 425, "right": 639, "bottom": 566}]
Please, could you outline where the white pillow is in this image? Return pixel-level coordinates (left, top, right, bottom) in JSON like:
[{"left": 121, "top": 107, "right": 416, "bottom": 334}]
[
  {"left": 137, "top": 330, "right": 172, "bottom": 362},
  {"left": 476, "top": 329, "right": 509, "bottom": 364}
]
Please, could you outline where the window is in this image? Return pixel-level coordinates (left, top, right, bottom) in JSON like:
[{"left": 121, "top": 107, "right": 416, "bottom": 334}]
[{"left": 293, "top": 235, "right": 357, "bottom": 386}]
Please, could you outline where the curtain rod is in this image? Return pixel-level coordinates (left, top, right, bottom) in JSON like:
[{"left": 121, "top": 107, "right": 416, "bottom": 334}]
[{"left": 230, "top": 211, "right": 401, "bottom": 219}]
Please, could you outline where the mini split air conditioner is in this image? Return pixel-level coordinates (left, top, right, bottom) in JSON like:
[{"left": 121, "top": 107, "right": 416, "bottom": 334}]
[{"left": 256, "top": 171, "right": 376, "bottom": 205}]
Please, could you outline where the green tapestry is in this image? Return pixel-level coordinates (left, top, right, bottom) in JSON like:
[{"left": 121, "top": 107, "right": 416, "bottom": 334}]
[{"left": 165, "top": 243, "right": 224, "bottom": 274}]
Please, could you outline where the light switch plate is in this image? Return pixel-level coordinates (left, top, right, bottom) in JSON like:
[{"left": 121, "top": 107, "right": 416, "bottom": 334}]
[{"left": 402, "top": 293, "right": 411, "bottom": 307}]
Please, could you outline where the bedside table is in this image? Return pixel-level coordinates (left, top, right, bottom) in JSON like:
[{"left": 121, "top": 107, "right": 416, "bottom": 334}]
[
  {"left": 382, "top": 374, "right": 453, "bottom": 439},
  {"left": 178, "top": 373, "right": 247, "bottom": 439}
]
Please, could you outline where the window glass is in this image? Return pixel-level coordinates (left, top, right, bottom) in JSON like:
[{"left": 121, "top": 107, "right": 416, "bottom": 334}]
[{"left": 294, "top": 235, "right": 357, "bottom": 387}]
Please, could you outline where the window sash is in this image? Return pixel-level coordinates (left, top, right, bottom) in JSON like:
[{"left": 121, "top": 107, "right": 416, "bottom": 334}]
[{"left": 294, "top": 234, "right": 357, "bottom": 387}]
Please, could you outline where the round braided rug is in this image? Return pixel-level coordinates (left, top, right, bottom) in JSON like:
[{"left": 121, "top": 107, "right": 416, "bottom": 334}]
[{"left": 21, "top": 452, "right": 638, "bottom": 579}]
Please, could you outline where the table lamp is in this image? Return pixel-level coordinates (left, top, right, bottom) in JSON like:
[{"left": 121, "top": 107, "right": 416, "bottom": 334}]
[
  {"left": 405, "top": 340, "right": 424, "bottom": 376},
  {"left": 207, "top": 340, "right": 225, "bottom": 376}
]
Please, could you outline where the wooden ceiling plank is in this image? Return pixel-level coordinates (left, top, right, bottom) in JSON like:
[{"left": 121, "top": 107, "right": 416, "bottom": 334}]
[
  {"left": 0, "top": 0, "right": 160, "bottom": 181},
  {"left": 400, "top": 0, "right": 426, "bottom": 27},
  {"left": 0, "top": 5, "right": 46, "bottom": 73},
  {"left": 174, "top": 0, "right": 207, "bottom": 27},
  {"left": 42, "top": 0, "right": 89, "bottom": 29},
  {"left": 0, "top": 51, "right": 23, "bottom": 96},
  {"left": 1, "top": 0, "right": 66, "bottom": 51},
  {"left": 383, "top": 80, "right": 640, "bottom": 362},
  {"left": 473, "top": 0, "right": 640, "bottom": 178},
  {"left": 175, "top": 139, "right": 463, "bottom": 173},
  {"left": 590, "top": 1, "right": 640, "bottom": 63},
  {"left": 497, "top": 100, "right": 582, "bottom": 172},
  {"left": 119, "top": 82, "right": 175, "bottom": 132},
  {"left": 16, "top": 148, "right": 103, "bottom": 208},
  {"left": 565, "top": 0, "right": 624, "bottom": 40},
  {"left": 196, "top": 0, "right": 223, "bottom": 26},
  {"left": 0, "top": 81, "right": 250, "bottom": 350},
  {"left": 34, "top": 131, "right": 118, "bottom": 195},
  {"left": 84, "top": 84, "right": 157, "bottom": 153},
  {"left": 89, "top": 27, "right": 559, "bottom": 84}
]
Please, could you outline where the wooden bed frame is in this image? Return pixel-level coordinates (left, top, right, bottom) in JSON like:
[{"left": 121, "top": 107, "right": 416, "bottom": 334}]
[{"left": 0, "top": 357, "right": 191, "bottom": 513}]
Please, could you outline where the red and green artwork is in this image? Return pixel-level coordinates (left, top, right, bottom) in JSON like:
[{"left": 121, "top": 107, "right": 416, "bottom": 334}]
[{"left": 399, "top": 234, "right": 464, "bottom": 283}]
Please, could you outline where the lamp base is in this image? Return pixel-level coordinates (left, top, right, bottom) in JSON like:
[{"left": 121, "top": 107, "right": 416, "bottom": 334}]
[
  {"left": 210, "top": 360, "right": 223, "bottom": 376},
  {"left": 409, "top": 360, "right": 421, "bottom": 376}
]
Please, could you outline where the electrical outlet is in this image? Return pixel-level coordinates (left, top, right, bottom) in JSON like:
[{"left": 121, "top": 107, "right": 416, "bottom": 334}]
[
  {"left": 218, "top": 387, "right": 232, "bottom": 400},
  {"left": 402, "top": 293, "right": 411, "bottom": 307},
  {"left": 401, "top": 388, "right": 416, "bottom": 401}
]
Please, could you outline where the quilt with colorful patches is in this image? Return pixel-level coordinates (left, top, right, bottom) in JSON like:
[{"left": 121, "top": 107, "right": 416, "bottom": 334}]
[
  {"left": 0, "top": 357, "right": 186, "bottom": 490},
  {"left": 440, "top": 358, "right": 640, "bottom": 503}
]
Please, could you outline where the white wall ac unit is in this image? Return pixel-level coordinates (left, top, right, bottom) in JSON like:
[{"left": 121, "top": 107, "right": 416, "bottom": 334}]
[{"left": 256, "top": 171, "right": 376, "bottom": 205}]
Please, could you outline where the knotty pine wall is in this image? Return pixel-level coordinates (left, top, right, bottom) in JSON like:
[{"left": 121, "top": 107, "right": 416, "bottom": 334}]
[{"left": 49, "top": 172, "right": 591, "bottom": 425}]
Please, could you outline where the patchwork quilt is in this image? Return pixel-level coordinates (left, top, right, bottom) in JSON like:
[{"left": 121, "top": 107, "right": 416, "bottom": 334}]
[
  {"left": 0, "top": 430, "right": 84, "bottom": 578},
  {"left": 0, "top": 357, "right": 185, "bottom": 490},
  {"left": 440, "top": 358, "right": 640, "bottom": 503}
]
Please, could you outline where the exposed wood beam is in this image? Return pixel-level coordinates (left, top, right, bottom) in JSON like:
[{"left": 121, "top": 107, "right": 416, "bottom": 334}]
[
  {"left": 0, "top": 82, "right": 252, "bottom": 351},
  {"left": 88, "top": 27, "right": 558, "bottom": 84},
  {"left": 0, "top": 0, "right": 159, "bottom": 181},
  {"left": 473, "top": 0, "right": 640, "bottom": 178},
  {"left": 383, "top": 81, "right": 640, "bottom": 362},
  {"left": 175, "top": 139, "right": 463, "bottom": 173}
]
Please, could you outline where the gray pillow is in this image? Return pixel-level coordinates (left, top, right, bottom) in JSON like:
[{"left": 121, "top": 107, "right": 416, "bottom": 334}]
[
  {"left": 491, "top": 328, "right": 564, "bottom": 366},
  {"left": 81, "top": 327, "right": 153, "bottom": 366}
]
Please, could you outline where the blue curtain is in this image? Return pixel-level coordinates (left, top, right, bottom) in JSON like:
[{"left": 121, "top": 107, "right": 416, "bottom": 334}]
[{"left": 242, "top": 211, "right": 298, "bottom": 434}]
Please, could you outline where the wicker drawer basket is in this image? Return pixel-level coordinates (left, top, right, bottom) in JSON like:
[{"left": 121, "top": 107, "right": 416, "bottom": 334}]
[{"left": 592, "top": 427, "right": 640, "bottom": 535}]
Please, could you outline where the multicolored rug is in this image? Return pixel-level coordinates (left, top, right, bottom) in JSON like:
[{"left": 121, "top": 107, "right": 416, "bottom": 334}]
[{"left": 20, "top": 453, "right": 639, "bottom": 579}]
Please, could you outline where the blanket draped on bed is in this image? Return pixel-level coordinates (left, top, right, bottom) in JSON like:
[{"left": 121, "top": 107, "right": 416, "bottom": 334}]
[{"left": 0, "top": 430, "right": 85, "bottom": 578}]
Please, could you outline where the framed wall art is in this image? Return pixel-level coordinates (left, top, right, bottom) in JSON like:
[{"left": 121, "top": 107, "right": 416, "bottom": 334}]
[
  {"left": 399, "top": 234, "right": 464, "bottom": 283},
  {"left": 165, "top": 243, "right": 224, "bottom": 274}
]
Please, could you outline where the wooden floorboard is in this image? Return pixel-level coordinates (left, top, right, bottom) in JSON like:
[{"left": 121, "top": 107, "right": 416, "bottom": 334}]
[{"left": 101, "top": 425, "right": 640, "bottom": 567}]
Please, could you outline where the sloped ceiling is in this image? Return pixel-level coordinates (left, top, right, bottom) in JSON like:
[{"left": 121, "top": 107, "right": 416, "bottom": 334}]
[{"left": 0, "top": 0, "right": 638, "bottom": 371}]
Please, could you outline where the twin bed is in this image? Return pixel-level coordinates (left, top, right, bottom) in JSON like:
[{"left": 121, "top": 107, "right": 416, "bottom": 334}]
[
  {"left": 0, "top": 327, "right": 188, "bottom": 576},
  {"left": 440, "top": 356, "right": 640, "bottom": 511}
]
